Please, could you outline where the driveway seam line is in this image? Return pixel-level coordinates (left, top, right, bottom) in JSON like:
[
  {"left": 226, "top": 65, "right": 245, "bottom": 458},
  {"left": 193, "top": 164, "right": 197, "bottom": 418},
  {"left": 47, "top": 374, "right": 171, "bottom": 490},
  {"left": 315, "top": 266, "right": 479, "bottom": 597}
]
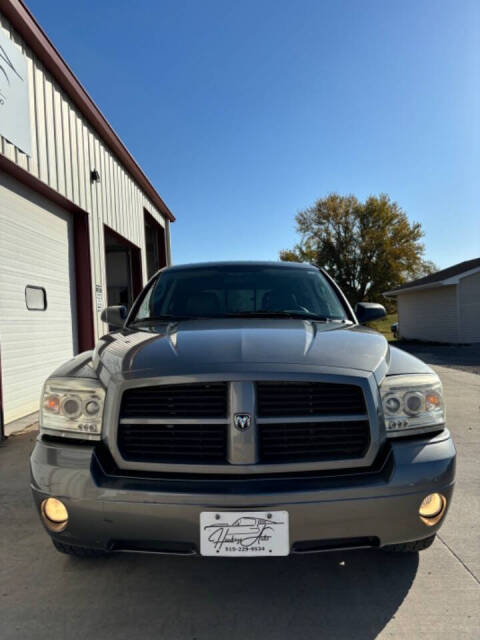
[{"left": 437, "top": 534, "right": 480, "bottom": 586}]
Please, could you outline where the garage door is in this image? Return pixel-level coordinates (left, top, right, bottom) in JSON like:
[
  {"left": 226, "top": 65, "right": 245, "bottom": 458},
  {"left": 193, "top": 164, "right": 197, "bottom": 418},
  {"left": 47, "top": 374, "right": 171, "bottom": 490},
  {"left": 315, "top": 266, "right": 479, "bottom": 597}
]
[{"left": 0, "top": 172, "right": 78, "bottom": 431}]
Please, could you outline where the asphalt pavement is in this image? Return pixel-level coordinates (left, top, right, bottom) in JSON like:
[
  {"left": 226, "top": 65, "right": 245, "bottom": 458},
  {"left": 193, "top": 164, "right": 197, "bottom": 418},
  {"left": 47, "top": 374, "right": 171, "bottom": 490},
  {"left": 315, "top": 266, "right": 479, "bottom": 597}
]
[{"left": 0, "top": 365, "right": 479, "bottom": 640}]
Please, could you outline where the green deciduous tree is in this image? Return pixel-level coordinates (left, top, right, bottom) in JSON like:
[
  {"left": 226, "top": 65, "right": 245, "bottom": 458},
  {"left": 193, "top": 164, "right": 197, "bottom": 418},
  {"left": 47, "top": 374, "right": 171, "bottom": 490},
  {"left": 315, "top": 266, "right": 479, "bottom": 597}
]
[{"left": 280, "top": 193, "right": 436, "bottom": 305}]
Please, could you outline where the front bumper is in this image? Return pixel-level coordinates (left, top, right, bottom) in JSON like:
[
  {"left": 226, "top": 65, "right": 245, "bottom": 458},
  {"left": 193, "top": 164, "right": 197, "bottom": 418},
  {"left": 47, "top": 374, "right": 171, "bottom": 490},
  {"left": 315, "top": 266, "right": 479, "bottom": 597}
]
[{"left": 30, "top": 430, "right": 455, "bottom": 554}]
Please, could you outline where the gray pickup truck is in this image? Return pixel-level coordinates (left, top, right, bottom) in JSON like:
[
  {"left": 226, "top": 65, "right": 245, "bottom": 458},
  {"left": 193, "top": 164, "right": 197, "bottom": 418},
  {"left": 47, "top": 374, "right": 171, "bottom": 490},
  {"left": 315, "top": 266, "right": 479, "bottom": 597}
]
[{"left": 30, "top": 261, "right": 455, "bottom": 558}]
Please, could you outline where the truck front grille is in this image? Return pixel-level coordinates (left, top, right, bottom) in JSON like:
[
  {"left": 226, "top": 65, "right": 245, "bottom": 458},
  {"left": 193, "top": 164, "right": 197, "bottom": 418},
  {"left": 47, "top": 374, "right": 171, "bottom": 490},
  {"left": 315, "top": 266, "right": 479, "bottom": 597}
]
[
  {"left": 259, "top": 420, "right": 370, "bottom": 463},
  {"left": 116, "top": 380, "right": 372, "bottom": 469},
  {"left": 256, "top": 381, "right": 366, "bottom": 417},
  {"left": 118, "top": 423, "right": 227, "bottom": 463},
  {"left": 120, "top": 382, "right": 228, "bottom": 419}
]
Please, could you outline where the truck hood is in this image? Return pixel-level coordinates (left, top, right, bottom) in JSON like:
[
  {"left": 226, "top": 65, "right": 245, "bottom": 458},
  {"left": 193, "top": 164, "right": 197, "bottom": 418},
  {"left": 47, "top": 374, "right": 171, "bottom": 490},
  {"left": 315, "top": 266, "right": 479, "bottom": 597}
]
[{"left": 92, "top": 319, "right": 392, "bottom": 380}]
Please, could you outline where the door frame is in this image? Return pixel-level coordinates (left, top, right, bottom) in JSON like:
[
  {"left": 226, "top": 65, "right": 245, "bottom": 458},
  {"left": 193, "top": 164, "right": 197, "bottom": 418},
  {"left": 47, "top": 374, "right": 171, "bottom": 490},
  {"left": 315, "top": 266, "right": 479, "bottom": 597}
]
[
  {"left": 103, "top": 225, "right": 143, "bottom": 308},
  {"left": 144, "top": 208, "right": 167, "bottom": 277}
]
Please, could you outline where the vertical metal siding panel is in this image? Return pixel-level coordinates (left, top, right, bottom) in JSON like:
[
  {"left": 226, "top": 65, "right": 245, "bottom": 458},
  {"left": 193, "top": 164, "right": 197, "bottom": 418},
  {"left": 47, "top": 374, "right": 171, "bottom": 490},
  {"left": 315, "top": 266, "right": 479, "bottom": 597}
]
[
  {"left": 165, "top": 219, "right": 172, "bottom": 265},
  {"left": 94, "top": 137, "right": 105, "bottom": 284},
  {"left": 43, "top": 75, "right": 58, "bottom": 191},
  {"left": 107, "top": 152, "right": 117, "bottom": 230},
  {"left": 106, "top": 149, "right": 115, "bottom": 232},
  {"left": 75, "top": 114, "right": 86, "bottom": 210},
  {"left": 124, "top": 174, "right": 132, "bottom": 239},
  {"left": 110, "top": 159, "right": 118, "bottom": 230},
  {"left": 128, "top": 175, "right": 136, "bottom": 244},
  {"left": 138, "top": 193, "right": 148, "bottom": 281},
  {"left": 0, "top": 20, "right": 16, "bottom": 163},
  {"left": 69, "top": 107, "right": 79, "bottom": 206},
  {"left": 87, "top": 131, "right": 101, "bottom": 338},
  {"left": 114, "top": 161, "right": 123, "bottom": 234},
  {"left": 127, "top": 172, "right": 134, "bottom": 241},
  {"left": 61, "top": 98, "right": 73, "bottom": 200},
  {"left": 25, "top": 53, "right": 38, "bottom": 176},
  {"left": 81, "top": 124, "right": 92, "bottom": 213},
  {"left": 99, "top": 144, "right": 108, "bottom": 233},
  {"left": 99, "top": 144, "right": 108, "bottom": 227},
  {"left": 52, "top": 84, "right": 66, "bottom": 195},
  {"left": 7, "top": 20, "right": 30, "bottom": 171},
  {"left": 118, "top": 165, "right": 127, "bottom": 237},
  {"left": 33, "top": 63, "right": 49, "bottom": 183},
  {"left": 135, "top": 186, "right": 143, "bottom": 249},
  {"left": 95, "top": 137, "right": 108, "bottom": 335},
  {"left": 124, "top": 168, "right": 131, "bottom": 239},
  {"left": 84, "top": 130, "right": 98, "bottom": 339}
]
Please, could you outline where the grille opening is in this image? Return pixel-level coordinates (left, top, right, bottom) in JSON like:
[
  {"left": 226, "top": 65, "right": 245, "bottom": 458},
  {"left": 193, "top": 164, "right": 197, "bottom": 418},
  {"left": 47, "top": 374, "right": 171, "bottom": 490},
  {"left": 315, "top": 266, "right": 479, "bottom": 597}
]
[
  {"left": 111, "top": 540, "right": 197, "bottom": 555},
  {"left": 118, "top": 423, "right": 227, "bottom": 464},
  {"left": 93, "top": 442, "right": 392, "bottom": 484},
  {"left": 292, "top": 537, "right": 380, "bottom": 554},
  {"left": 260, "top": 420, "right": 370, "bottom": 463},
  {"left": 257, "top": 381, "right": 366, "bottom": 417},
  {"left": 120, "top": 382, "right": 228, "bottom": 419}
]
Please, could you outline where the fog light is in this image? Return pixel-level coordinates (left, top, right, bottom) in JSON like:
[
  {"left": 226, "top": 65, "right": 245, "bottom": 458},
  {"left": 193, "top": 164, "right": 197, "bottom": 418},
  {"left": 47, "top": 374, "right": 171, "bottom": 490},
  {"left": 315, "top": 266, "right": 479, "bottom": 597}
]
[
  {"left": 419, "top": 493, "right": 446, "bottom": 526},
  {"left": 41, "top": 497, "right": 69, "bottom": 532}
]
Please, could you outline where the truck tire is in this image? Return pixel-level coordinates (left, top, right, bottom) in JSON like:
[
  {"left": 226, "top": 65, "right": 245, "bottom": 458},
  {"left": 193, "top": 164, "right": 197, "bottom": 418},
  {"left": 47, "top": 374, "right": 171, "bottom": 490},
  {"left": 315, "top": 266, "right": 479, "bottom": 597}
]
[
  {"left": 52, "top": 539, "right": 108, "bottom": 558},
  {"left": 382, "top": 534, "right": 436, "bottom": 553}
]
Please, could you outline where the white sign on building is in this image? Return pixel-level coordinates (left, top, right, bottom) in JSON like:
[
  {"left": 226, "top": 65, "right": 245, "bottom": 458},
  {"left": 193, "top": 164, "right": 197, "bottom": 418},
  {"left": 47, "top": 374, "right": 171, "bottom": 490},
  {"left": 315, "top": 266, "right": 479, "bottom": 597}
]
[{"left": 0, "top": 29, "right": 31, "bottom": 156}]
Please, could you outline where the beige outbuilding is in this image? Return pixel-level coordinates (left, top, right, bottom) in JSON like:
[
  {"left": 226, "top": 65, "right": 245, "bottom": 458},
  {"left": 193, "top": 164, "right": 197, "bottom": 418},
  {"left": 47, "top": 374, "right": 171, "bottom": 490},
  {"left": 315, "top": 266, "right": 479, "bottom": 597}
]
[{"left": 384, "top": 258, "right": 480, "bottom": 344}]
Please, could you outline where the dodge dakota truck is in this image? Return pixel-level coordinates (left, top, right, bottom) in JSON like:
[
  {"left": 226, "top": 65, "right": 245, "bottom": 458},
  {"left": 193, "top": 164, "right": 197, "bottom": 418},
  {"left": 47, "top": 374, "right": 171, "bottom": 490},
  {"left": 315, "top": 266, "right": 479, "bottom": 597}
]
[{"left": 30, "top": 261, "right": 455, "bottom": 557}]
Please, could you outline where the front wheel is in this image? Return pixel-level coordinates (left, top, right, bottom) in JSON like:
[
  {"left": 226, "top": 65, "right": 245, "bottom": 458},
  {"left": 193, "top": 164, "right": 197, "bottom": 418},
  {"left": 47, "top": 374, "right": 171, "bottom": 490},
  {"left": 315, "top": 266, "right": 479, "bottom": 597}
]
[
  {"left": 382, "top": 534, "right": 436, "bottom": 553},
  {"left": 52, "top": 539, "right": 108, "bottom": 558}
]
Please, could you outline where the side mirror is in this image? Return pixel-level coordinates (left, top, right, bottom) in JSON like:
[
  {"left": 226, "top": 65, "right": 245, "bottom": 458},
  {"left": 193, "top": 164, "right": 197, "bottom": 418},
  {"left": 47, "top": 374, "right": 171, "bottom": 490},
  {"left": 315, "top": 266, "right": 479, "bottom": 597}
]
[
  {"left": 355, "top": 302, "right": 386, "bottom": 324},
  {"left": 100, "top": 305, "right": 127, "bottom": 328}
]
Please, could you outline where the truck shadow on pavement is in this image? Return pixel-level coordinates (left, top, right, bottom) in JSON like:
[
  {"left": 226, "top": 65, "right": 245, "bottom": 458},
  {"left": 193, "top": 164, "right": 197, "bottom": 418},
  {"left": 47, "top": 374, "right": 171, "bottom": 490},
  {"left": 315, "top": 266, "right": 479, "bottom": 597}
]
[{"left": 60, "top": 549, "right": 419, "bottom": 640}]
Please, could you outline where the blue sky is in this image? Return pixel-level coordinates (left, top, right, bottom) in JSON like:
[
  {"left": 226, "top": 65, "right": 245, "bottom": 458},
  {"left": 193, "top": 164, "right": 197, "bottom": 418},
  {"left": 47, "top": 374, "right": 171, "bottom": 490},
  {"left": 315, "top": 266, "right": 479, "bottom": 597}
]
[{"left": 28, "top": 0, "right": 480, "bottom": 268}]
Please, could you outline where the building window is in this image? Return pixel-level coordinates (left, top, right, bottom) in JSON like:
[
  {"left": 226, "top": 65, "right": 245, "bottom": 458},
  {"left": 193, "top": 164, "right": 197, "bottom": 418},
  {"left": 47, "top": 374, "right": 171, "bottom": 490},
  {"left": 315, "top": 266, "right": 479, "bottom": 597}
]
[
  {"left": 25, "top": 286, "right": 47, "bottom": 311},
  {"left": 144, "top": 210, "right": 166, "bottom": 279}
]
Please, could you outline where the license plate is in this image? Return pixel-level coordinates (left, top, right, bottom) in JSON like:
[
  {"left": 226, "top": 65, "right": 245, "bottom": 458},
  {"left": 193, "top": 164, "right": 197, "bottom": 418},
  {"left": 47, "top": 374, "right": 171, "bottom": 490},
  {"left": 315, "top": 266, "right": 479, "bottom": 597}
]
[{"left": 200, "top": 511, "right": 289, "bottom": 556}]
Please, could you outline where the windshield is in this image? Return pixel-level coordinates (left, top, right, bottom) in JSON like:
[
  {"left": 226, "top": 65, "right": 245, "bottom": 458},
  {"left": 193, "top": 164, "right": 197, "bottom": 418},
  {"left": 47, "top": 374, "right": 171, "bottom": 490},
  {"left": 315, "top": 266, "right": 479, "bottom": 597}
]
[{"left": 131, "top": 265, "right": 348, "bottom": 322}]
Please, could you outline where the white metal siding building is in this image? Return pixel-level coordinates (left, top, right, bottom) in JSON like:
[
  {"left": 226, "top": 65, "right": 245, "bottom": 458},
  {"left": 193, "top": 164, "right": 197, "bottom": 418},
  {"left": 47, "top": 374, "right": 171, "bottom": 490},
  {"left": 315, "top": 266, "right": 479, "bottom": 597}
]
[
  {"left": 0, "top": 0, "right": 175, "bottom": 434},
  {"left": 385, "top": 259, "right": 480, "bottom": 344}
]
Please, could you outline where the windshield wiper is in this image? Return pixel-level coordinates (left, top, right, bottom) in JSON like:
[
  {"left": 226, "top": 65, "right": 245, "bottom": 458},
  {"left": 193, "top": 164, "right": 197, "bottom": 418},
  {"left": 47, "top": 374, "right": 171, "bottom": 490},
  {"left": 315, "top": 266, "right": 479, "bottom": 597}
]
[
  {"left": 129, "top": 312, "right": 348, "bottom": 324},
  {"left": 128, "top": 315, "right": 192, "bottom": 324},
  {"left": 224, "top": 311, "right": 335, "bottom": 321}
]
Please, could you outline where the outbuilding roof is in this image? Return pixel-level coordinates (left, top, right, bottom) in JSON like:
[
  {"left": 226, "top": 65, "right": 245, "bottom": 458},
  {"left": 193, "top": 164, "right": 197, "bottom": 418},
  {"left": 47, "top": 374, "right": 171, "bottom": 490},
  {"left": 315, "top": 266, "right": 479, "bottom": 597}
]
[{"left": 384, "top": 257, "right": 480, "bottom": 296}]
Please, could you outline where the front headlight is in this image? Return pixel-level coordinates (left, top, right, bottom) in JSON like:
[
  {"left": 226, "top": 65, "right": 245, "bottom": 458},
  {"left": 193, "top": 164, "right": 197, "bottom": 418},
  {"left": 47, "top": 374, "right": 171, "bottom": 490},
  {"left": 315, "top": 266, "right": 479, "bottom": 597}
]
[
  {"left": 40, "top": 377, "right": 105, "bottom": 440},
  {"left": 380, "top": 373, "right": 445, "bottom": 437}
]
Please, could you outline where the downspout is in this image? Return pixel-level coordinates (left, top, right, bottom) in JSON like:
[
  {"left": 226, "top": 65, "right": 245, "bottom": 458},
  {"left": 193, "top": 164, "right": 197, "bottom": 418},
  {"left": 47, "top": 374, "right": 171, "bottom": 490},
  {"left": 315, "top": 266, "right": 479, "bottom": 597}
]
[{"left": 0, "top": 345, "right": 6, "bottom": 441}]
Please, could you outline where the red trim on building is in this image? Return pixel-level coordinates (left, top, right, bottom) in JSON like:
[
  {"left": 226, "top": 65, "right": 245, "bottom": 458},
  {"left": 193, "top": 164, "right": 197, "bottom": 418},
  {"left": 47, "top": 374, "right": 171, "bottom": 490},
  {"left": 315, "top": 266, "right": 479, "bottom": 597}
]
[
  {"left": 1, "top": 0, "right": 175, "bottom": 223},
  {"left": 73, "top": 215, "right": 95, "bottom": 352},
  {"left": 0, "top": 154, "right": 95, "bottom": 353}
]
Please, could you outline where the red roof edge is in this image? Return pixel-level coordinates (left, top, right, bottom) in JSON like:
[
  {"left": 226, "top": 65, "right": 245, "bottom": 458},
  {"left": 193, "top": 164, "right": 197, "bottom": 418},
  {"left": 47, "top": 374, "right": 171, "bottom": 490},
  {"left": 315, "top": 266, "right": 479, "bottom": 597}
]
[{"left": 2, "top": 0, "right": 175, "bottom": 222}]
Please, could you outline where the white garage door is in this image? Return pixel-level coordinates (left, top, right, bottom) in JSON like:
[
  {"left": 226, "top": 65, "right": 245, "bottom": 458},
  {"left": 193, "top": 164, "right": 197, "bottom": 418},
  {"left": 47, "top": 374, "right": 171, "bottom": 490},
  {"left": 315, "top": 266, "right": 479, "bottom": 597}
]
[{"left": 0, "top": 172, "right": 78, "bottom": 432}]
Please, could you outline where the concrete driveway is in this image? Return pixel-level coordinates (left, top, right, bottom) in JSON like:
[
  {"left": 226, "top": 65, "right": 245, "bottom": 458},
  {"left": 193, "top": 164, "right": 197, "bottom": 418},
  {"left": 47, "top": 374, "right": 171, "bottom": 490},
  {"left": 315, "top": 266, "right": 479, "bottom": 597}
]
[{"left": 1, "top": 366, "right": 479, "bottom": 640}]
